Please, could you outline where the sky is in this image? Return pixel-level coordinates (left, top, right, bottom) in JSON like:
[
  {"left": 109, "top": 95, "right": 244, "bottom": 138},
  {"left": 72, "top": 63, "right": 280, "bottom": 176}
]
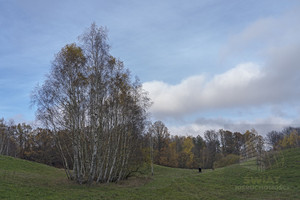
[{"left": 1, "top": 0, "right": 300, "bottom": 136}]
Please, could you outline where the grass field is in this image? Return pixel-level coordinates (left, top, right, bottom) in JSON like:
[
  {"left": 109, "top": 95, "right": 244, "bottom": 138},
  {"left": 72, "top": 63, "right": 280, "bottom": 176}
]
[{"left": 0, "top": 148, "right": 299, "bottom": 200}]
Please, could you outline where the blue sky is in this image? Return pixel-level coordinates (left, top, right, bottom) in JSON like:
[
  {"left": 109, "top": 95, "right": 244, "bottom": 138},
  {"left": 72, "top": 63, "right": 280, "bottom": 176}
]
[{"left": 1, "top": 0, "right": 300, "bottom": 136}]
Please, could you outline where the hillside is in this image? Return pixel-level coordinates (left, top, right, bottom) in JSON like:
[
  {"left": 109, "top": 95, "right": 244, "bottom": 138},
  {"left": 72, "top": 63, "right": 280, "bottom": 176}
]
[{"left": 0, "top": 148, "right": 299, "bottom": 200}]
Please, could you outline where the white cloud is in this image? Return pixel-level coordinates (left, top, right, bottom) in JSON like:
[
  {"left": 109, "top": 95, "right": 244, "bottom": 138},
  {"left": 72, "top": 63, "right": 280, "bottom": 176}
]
[
  {"left": 143, "top": 75, "right": 206, "bottom": 115},
  {"left": 201, "top": 63, "right": 263, "bottom": 108},
  {"left": 144, "top": 62, "right": 265, "bottom": 117}
]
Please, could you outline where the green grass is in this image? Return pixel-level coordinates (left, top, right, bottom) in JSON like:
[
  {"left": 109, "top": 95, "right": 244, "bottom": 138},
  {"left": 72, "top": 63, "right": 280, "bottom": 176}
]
[{"left": 1, "top": 148, "right": 299, "bottom": 199}]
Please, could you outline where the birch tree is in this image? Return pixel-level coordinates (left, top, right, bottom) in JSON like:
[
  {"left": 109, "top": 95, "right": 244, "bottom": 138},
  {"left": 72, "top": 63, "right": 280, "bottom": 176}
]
[{"left": 0, "top": 118, "right": 8, "bottom": 155}]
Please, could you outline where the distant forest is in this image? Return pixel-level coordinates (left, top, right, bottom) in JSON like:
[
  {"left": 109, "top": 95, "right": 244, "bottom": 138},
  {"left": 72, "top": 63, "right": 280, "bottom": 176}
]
[{"left": 1, "top": 118, "right": 299, "bottom": 172}]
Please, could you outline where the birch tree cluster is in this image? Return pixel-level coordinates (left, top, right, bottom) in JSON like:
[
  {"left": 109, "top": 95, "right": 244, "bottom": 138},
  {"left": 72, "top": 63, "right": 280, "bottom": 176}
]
[{"left": 32, "top": 24, "right": 150, "bottom": 184}]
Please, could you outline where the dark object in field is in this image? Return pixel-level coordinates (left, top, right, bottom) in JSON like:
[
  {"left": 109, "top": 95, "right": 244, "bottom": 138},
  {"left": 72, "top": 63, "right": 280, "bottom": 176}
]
[{"left": 198, "top": 167, "right": 202, "bottom": 173}]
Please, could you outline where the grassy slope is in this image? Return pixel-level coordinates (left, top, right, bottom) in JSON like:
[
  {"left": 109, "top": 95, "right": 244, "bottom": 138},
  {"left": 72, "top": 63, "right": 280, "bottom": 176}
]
[{"left": 0, "top": 148, "right": 299, "bottom": 200}]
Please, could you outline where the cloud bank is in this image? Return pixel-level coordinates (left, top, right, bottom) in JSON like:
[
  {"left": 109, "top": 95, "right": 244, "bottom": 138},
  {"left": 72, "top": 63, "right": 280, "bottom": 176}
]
[
  {"left": 143, "top": 9, "right": 300, "bottom": 120},
  {"left": 168, "top": 116, "right": 300, "bottom": 137}
]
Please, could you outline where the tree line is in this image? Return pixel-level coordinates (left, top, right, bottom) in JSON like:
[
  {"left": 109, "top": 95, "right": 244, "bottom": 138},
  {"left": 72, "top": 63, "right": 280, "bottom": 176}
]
[
  {"left": 143, "top": 121, "right": 258, "bottom": 169},
  {"left": 266, "top": 127, "right": 300, "bottom": 150},
  {"left": 0, "top": 119, "right": 61, "bottom": 166},
  {"left": 2, "top": 118, "right": 299, "bottom": 172},
  {"left": 144, "top": 121, "right": 300, "bottom": 170}
]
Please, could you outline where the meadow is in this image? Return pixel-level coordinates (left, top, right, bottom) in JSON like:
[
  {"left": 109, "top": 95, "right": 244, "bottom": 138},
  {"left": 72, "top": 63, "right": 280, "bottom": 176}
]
[{"left": 0, "top": 148, "right": 299, "bottom": 200}]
